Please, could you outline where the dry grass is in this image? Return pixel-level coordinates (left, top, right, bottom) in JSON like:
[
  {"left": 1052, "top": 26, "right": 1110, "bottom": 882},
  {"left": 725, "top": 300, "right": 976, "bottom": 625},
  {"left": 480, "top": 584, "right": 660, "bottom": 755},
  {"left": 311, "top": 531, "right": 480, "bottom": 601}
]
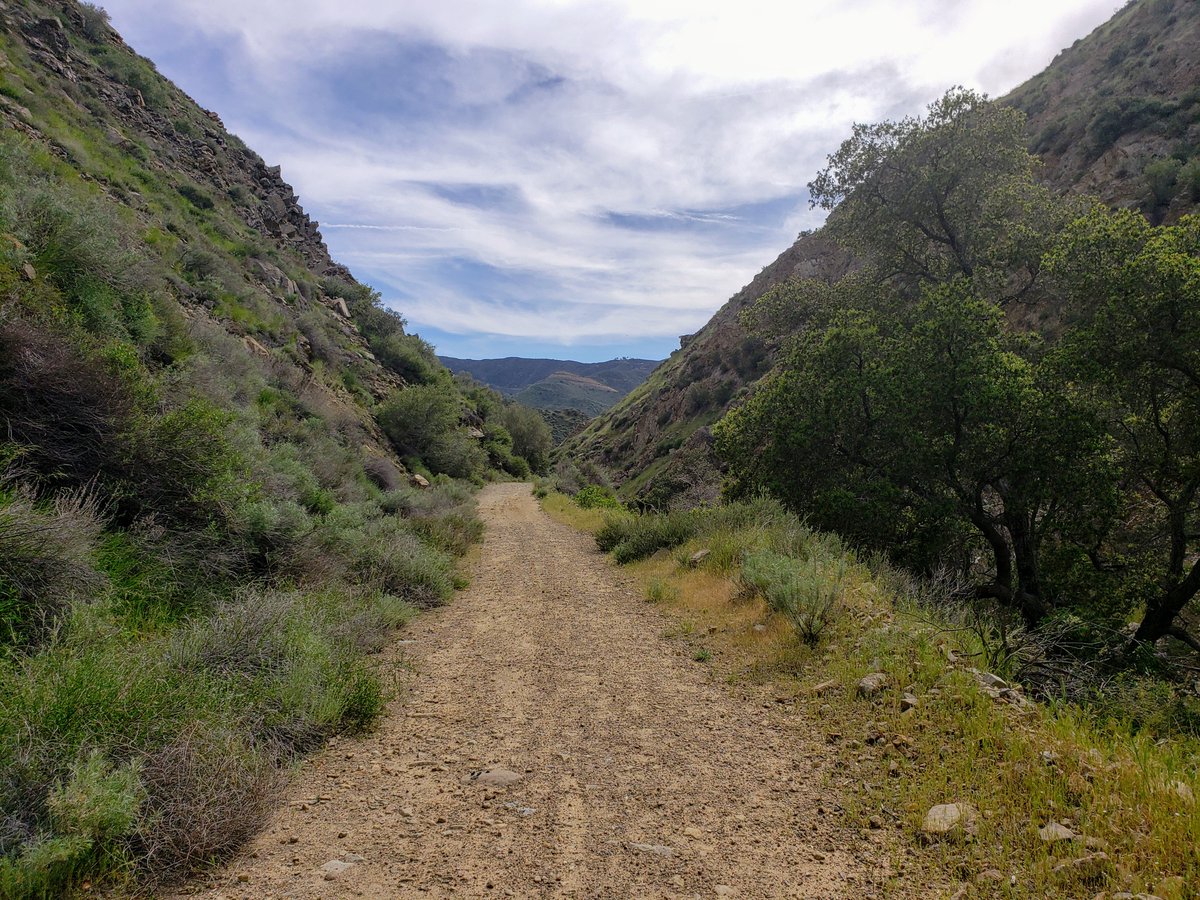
[{"left": 542, "top": 491, "right": 1200, "bottom": 898}]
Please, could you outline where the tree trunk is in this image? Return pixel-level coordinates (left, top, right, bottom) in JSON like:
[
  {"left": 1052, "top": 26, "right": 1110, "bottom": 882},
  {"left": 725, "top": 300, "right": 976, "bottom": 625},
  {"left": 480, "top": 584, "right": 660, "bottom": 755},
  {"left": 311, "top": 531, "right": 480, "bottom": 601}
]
[
  {"left": 1006, "top": 510, "right": 1051, "bottom": 625},
  {"left": 1132, "top": 559, "right": 1200, "bottom": 644}
]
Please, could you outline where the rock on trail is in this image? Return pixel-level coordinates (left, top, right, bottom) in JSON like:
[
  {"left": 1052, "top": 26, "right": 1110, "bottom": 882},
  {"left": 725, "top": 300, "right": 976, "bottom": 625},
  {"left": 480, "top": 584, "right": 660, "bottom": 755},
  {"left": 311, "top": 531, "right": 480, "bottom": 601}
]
[{"left": 172, "top": 483, "right": 885, "bottom": 898}]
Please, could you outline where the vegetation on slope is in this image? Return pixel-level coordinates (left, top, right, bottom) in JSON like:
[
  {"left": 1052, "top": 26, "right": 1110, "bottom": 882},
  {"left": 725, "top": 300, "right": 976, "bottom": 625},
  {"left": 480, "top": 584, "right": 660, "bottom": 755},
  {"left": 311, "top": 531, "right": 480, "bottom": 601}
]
[
  {"left": 566, "top": 0, "right": 1200, "bottom": 510},
  {"left": 544, "top": 493, "right": 1200, "bottom": 897},
  {"left": 0, "top": 4, "right": 549, "bottom": 896},
  {"left": 718, "top": 87, "right": 1200, "bottom": 651}
]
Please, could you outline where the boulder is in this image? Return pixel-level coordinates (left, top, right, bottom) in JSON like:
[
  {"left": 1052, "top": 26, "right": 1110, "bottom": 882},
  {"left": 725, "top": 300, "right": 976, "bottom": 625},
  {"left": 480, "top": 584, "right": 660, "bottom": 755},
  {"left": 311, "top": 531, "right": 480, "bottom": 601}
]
[
  {"left": 410, "top": 474, "right": 431, "bottom": 489},
  {"left": 689, "top": 549, "right": 711, "bottom": 567}
]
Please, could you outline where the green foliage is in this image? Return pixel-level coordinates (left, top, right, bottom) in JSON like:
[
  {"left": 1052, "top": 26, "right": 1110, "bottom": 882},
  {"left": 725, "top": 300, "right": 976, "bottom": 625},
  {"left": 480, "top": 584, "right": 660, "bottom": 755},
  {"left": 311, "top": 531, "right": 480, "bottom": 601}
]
[
  {"left": 377, "top": 383, "right": 462, "bottom": 462},
  {"left": 810, "top": 87, "right": 1073, "bottom": 302},
  {"left": 573, "top": 484, "right": 622, "bottom": 510},
  {"left": 741, "top": 549, "right": 844, "bottom": 645},
  {"left": 1181, "top": 158, "right": 1200, "bottom": 202},
  {"left": 1144, "top": 156, "right": 1184, "bottom": 207},
  {"left": 1047, "top": 210, "right": 1200, "bottom": 643},
  {"left": 0, "top": 100, "right": 485, "bottom": 898},
  {"left": 371, "top": 331, "right": 441, "bottom": 384},
  {"left": 498, "top": 403, "right": 553, "bottom": 474}
]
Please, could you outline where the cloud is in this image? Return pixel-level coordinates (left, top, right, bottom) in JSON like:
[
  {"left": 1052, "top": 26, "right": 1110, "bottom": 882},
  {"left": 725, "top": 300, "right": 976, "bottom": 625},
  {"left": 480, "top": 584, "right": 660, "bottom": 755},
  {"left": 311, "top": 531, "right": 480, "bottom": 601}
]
[{"left": 100, "top": 0, "right": 1117, "bottom": 360}]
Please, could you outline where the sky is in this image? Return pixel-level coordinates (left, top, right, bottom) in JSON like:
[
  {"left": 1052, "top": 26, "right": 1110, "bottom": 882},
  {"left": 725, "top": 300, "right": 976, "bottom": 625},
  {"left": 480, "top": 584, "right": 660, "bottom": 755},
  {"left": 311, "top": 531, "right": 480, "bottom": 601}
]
[{"left": 99, "top": 0, "right": 1117, "bottom": 363}]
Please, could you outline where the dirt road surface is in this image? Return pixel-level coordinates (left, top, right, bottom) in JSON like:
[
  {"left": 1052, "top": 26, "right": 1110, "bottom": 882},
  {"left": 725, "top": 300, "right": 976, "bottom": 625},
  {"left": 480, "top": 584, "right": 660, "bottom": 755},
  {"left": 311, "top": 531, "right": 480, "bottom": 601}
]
[{"left": 176, "top": 483, "right": 887, "bottom": 899}]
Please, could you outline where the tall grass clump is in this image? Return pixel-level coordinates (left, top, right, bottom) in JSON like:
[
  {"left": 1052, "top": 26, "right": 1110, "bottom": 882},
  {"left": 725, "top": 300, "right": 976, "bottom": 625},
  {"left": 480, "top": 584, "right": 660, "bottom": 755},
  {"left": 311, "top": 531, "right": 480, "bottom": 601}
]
[{"left": 741, "top": 549, "right": 846, "bottom": 645}]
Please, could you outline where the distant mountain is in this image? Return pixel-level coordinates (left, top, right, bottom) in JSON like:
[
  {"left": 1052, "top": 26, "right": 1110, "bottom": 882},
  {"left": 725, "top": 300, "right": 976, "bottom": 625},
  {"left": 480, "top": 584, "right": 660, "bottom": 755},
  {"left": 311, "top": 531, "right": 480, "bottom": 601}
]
[{"left": 440, "top": 356, "right": 660, "bottom": 413}]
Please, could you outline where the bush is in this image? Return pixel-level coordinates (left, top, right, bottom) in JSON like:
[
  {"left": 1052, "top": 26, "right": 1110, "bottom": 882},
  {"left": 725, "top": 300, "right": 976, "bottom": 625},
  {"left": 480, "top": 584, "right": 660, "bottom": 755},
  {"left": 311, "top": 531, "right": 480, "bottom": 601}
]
[
  {"left": 0, "top": 488, "right": 105, "bottom": 648},
  {"left": 610, "top": 512, "right": 697, "bottom": 564},
  {"left": 1144, "top": 157, "right": 1183, "bottom": 206},
  {"left": 134, "top": 724, "right": 278, "bottom": 884},
  {"left": 370, "top": 332, "right": 440, "bottom": 384},
  {"left": 574, "top": 485, "right": 621, "bottom": 509},
  {"left": 741, "top": 549, "right": 844, "bottom": 645},
  {"left": 498, "top": 404, "right": 552, "bottom": 474},
  {"left": 377, "top": 384, "right": 460, "bottom": 462}
]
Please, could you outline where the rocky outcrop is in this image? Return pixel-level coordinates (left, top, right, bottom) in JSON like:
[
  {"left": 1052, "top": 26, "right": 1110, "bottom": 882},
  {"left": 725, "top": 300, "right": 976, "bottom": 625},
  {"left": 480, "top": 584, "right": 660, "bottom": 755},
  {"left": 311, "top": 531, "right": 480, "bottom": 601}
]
[{"left": 0, "top": 0, "right": 347, "bottom": 278}]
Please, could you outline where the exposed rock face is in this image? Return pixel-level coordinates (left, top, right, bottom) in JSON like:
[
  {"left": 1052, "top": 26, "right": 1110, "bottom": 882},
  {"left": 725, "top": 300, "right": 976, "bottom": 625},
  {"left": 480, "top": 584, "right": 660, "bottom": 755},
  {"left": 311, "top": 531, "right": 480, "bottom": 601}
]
[{"left": 0, "top": 1, "right": 347, "bottom": 279}]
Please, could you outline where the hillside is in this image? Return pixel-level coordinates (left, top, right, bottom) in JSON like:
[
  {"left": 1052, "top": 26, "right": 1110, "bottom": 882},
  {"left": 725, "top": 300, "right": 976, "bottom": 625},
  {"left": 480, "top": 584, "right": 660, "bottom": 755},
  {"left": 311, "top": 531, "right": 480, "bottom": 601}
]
[
  {"left": 565, "top": 0, "right": 1200, "bottom": 507},
  {"left": 512, "top": 371, "right": 620, "bottom": 416},
  {"left": 440, "top": 355, "right": 659, "bottom": 405},
  {"left": 0, "top": 3, "right": 547, "bottom": 895}
]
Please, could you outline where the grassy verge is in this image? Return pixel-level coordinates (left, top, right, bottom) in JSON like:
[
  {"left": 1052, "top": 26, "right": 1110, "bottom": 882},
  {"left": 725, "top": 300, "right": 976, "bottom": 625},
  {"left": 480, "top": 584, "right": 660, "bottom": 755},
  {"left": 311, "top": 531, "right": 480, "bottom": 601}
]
[
  {"left": 0, "top": 479, "right": 481, "bottom": 899},
  {"left": 541, "top": 491, "right": 1200, "bottom": 899}
]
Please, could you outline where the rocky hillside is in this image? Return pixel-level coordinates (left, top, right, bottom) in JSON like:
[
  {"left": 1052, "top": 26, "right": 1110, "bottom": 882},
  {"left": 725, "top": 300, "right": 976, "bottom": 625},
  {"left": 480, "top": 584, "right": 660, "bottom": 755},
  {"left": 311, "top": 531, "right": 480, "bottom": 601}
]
[
  {"left": 0, "top": 4, "right": 541, "bottom": 895},
  {"left": 565, "top": 0, "right": 1200, "bottom": 506}
]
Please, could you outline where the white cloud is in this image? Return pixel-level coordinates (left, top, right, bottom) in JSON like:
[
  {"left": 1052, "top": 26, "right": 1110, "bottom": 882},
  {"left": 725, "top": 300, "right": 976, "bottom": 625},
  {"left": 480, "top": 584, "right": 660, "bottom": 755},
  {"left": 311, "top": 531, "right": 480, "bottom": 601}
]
[{"left": 101, "top": 0, "right": 1118, "bottom": 357}]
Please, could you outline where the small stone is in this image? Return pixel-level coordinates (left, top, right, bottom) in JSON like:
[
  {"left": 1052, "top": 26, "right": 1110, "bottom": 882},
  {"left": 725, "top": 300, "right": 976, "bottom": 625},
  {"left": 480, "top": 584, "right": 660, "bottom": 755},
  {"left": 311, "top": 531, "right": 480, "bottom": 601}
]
[
  {"left": 237, "top": 874, "right": 250, "bottom": 882},
  {"left": 344, "top": 853, "right": 366, "bottom": 863},
  {"left": 900, "top": 693, "right": 919, "bottom": 712},
  {"left": 714, "top": 886, "right": 736, "bottom": 897},
  {"left": 810, "top": 679, "right": 838, "bottom": 695},
  {"left": 857, "top": 672, "right": 888, "bottom": 698},
  {"left": 683, "top": 826, "right": 703, "bottom": 839},
  {"left": 689, "top": 549, "right": 711, "bottom": 567},
  {"left": 411, "top": 473, "right": 431, "bottom": 489},
  {"left": 670, "top": 875, "right": 685, "bottom": 888},
  {"left": 921, "top": 803, "right": 978, "bottom": 838},
  {"left": 629, "top": 841, "right": 674, "bottom": 857},
  {"left": 471, "top": 768, "right": 523, "bottom": 788},
  {"left": 1038, "top": 821, "right": 1076, "bottom": 843},
  {"left": 868, "top": 815, "right": 883, "bottom": 830},
  {"left": 321, "top": 859, "right": 354, "bottom": 879},
  {"left": 752, "top": 624, "right": 768, "bottom": 634},
  {"left": 976, "top": 869, "right": 1003, "bottom": 883},
  {"left": 1052, "top": 852, "right": 1111, "bottom": 880},
  {"left": 973, "top": 671, "right": 1008, "bottom": 689},
  {"left": 20, "top": 262, "right": 36, "bottom": 281}
]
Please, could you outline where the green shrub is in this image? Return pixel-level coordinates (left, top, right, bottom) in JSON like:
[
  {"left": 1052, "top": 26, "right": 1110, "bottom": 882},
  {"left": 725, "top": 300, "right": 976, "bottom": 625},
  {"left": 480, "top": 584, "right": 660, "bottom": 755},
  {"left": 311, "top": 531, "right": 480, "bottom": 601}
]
[
  {"left": 645, "top": 578, "right": 679, "bottom": 604},
  {"left": 0, "top": 489, "right": 105, "bottom": 648},
  {"left": 377, "top": 383, "right": 460, "bottom": 461},
  {"left": 741, "top": 549, "right": 845, "bottom": 645},
  {"left": 574, "top": 484, "right": 621, "bottom": 509},
  {"left": 1144, "top": 157, "right": 1183, "bottom": 206},
  {"left": 611, "top": 512, "right": 697, "bottom": 564},
  {"left": 595, "top": 513, "right": 637, "bottom": 552}
]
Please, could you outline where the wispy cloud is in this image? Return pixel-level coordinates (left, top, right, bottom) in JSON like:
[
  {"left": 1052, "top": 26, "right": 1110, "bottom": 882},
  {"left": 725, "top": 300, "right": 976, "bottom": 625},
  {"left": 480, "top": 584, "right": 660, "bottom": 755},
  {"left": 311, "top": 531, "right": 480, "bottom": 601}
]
[{"left": 100, "top": 0, "right": 1116, "bottom": 360}]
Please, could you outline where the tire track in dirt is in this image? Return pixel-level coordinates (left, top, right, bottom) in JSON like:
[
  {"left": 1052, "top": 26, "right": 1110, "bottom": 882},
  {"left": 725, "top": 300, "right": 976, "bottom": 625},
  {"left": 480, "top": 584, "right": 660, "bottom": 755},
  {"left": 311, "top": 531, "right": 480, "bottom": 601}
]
[{"left": 175, "top": 483, "right": 888, "bottom": 899}]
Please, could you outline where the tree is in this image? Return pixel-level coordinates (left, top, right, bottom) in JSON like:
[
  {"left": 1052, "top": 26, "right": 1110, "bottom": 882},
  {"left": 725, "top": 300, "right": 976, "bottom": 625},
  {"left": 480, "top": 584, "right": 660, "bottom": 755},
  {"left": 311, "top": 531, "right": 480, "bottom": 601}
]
[
  {"left": 810, "top": 87, "right": 1076, "bottom": 303},
  {"left": 498, "top": 403, "right": 553, "bottom": 475},
  {"left": 1048, "top": 210, "right": 1200, "bottom": 648},
  {"left": 717, "top": 281, "right": 1113, "bottom": 624},
  {"left": 377, "top": 383, "right": 461, "bottom": 462}
]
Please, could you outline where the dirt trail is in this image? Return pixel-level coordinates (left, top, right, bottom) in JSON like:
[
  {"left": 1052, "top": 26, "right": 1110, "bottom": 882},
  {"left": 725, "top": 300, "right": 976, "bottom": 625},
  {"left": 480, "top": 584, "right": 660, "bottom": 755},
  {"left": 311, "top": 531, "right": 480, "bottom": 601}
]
[{"left": 177, "top": 483, "right": 886, "bottom": 899}]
